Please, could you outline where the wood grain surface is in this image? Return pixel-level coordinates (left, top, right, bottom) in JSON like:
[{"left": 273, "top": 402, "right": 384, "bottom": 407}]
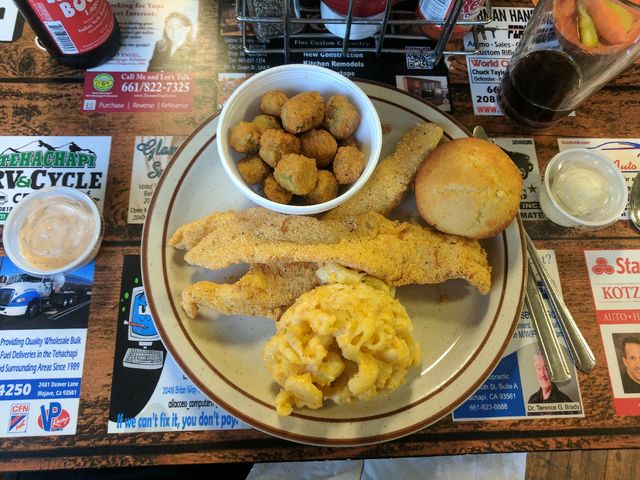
[{"left": 0, "top": 0, "right": 639, "bottom": 474}]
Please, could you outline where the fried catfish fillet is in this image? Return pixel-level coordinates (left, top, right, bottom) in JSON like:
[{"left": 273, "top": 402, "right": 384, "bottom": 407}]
[
  {"left": 169, "top": 122, "right": 444, "bottom": 251},
  {"left": 181, "top": 263, "right": 319, "bottom": 320},
  {"left": 184, "top": 210, "right": 491, "bottom": 294},
  {"left": 323, "top": 122, "right": 443, "bottom": 219},
  {"left": 171, "top": 122, "right": 463, "bottom": 319}
]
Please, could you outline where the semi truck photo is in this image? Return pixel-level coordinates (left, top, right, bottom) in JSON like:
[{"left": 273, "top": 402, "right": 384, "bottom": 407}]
[{"left": 0, "top": 273, "right": 92, "bottom": 318}]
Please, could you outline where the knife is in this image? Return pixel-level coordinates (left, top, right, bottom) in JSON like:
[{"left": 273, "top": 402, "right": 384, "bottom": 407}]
[{"left": 525, "top": 259, "right": 572, "bottom": 383}]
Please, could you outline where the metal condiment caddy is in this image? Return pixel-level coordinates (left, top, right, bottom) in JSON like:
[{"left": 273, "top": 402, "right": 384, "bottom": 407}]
[{"left": 236, "top": 0, "right": 494, "bottom": 65}]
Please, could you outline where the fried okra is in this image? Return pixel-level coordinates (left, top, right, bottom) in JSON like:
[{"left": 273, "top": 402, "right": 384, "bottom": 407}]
[
  {"left": 259, "top": 128, "right": 301, "bottom": 168},
  {"left": 333, "top": 146, "right": 365, "bottom": 184},
  {"left": 339, "top": 135, "right": 359, "bottom": 148},
  {"left": 323, "top": 95, "right": 361, "bottom": 140},
  {"left": 281, "top": 92, "right": 325, "bottom": 134},
  {"left": 260, "top": 91, "right": 289, "bottom": 117},
  {"left": 263, "top": 174, "right": 293, "bottom": 204},
  {"left": 252, "top": 114, "right": 281, "bottom": 133},
  {"left": 304, "top": 170, "right": 339, "bottom": 204},
  {"left": 274, "top": 153, "right": 318, "bottom": 195},
  {"left": 299, "top": 129, "right": 338, "bottom": 168},
  {"left": 229, "top": 121, "right": 262, "bottom": 153},
  {"left": 237, "top": 154, "right": 271, "bottom": 185}
]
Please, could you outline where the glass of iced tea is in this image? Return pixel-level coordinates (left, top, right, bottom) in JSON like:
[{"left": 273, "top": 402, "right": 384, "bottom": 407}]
[{"left": 498, "top": 0, "right": 640, "bottom": 130}]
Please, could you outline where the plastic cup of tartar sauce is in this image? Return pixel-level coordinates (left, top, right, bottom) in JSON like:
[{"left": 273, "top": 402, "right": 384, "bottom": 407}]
[
  {"left": 2, "top": 187, "right": 104, "bottom": 275},
  {"left": 539, "top": 148, "right": 628, "bottom": 228}
]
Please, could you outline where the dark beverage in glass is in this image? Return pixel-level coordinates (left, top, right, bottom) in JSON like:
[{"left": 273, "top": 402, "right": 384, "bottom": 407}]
[{"left": 498, "top": 50, "right": 582, "bottom": 130}]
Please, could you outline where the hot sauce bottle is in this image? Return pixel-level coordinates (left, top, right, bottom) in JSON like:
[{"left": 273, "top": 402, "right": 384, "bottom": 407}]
[
  {"left": 416, "top": 0, "right": 485, "bottom": 40},
  {"left": 12, "top": 0, "right": 121, "bottom": 69}
]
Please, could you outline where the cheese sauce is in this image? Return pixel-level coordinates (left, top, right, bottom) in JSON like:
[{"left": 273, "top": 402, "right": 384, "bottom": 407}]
[{"left": 18, "top": 195, "right": 96, "bottom": 270}]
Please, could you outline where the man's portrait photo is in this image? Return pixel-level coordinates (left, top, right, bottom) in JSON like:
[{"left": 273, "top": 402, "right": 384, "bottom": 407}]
[
  {"left": 615, "top": 334, "right": 640, "bottom": 394},
  {"left": 528, "top": 350, "right": 573, "bottom": 405}
]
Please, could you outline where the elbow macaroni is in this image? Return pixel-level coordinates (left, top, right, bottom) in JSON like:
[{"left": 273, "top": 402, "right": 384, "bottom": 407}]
[{"left": 264, "top": 268, "right": 420, "bottom": 416}]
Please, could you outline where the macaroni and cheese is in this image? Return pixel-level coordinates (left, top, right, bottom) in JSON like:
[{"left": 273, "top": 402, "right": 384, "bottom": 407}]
[{"left": 263, "top": 265, "right": 421, "bottom": 416}]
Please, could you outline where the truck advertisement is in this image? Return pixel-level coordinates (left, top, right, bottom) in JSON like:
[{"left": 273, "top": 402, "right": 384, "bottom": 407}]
[
  {"left": 0, "top": 273, "right": 91, "bottom": 319},
  {"left": 0, "top": 256, "right": 94, "bottom": 437}
]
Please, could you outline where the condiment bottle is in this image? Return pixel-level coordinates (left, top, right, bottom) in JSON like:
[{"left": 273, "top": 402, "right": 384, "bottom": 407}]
[
  {"left": 12, "top": 0, "right": 121, "bottom": 69},
  {"left": 416, "top": 0, "right": 485, "bottom": 40}
]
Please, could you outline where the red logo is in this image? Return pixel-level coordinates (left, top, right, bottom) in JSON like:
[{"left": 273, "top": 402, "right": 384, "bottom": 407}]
[
  {"left": 37, "top": 403, "right": 71, "bottom": 432},
  {"left": 8, "top": 404, "right": 29, "bottom": 433},
  {"left": 592, "top": 257, "right": 615, "bottom": 275}
]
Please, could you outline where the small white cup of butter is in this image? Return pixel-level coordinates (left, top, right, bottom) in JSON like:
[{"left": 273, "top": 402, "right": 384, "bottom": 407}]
[
  {"left": 539, "top": 148, "right": 628, "bottom": 228},
  {"left": 3, "top": 187, "right": 103, "bottom": 275}
]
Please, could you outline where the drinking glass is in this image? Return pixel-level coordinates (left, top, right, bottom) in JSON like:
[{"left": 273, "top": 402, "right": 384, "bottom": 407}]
[{"left": 498, "top": 0, "right": 640, "bottom": 130}]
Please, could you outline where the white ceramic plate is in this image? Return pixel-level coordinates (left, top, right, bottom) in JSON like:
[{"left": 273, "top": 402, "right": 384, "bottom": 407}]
[{"left": 142, "top": 81, "right": 526, "bottom": 446}]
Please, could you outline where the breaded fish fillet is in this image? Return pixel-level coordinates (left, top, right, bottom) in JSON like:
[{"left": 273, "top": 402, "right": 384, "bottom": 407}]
[
  {"left": 169, "top": 122, "right": 444, "bottom": 251},
  {"left": 172, "top": 122, "right": 474, "bottom": 319},
  {"left": 184, "top": 211, "right": 491, "bottom": 294},
  {"left": 323, "top": 122, "right": 443, "bottom": 219},
  {"left": 181, "top": 263, "right": 319, "bottom": 320}
]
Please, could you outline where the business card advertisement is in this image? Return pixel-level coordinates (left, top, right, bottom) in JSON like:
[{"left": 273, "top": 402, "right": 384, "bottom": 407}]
[
  {"left": 0, "top": 1, "right": 21, "bottom": 42},
  {"left": 107, "top": 256, "right": 249, "bottom": 433},
  {"left": 493, "top": 138, "right": 545, "bottom": 221},
  {"left": 83, "top": 0, "right": 199, "bottom": 112},
  {"left": 0, "top": 136, "right": 111, "bottom": 224},
  {"left": 585, "top": 250, "right": 640, "bottom": 416},
  {"left": 454, "top": 250, "right": 584, "bottom": 421},
  {"left": 127, "top": 135, "right": 187, "bottom": 223},
  {"left": 0, "top": 258, "right": 95, "bottom": 437},
  {"left": 558, "top": 138, "right": 640, "bottom": 221},
  {"left": 395, "top": 75, "right": 451, "bottom": 112},
  {"left": 463, "top": 7, "right": 532, "bottom": 115}
]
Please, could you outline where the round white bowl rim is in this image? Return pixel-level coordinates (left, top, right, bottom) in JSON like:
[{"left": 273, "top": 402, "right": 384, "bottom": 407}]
[{"left": 216, "top": 64, "right": 383, "bottom": 215}]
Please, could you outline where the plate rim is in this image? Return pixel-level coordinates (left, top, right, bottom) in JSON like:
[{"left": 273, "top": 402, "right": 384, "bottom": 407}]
[{"left": 142, "top": 80, "right": 526, "bottom": 446}]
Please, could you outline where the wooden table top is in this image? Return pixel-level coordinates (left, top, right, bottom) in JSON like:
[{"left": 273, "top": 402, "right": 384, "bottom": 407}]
[{"left": 0, "top": 0, "right": 639, "bottom": 472}]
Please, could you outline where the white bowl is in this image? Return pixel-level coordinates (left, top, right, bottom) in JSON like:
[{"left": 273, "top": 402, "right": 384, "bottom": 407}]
[
  {"left": 3, "top": 187, "right": 103, "bottom": 275},
  {"left": 216, "top": 64, "right": 382, "bottom": 215},
  {"left": 539, "top": 148, "right": 628, "bottom": 228}
]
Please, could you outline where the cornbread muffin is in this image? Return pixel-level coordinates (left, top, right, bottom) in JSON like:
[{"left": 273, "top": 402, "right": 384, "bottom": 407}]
[{"left": 415, "top": 138, "right": 522, "bottom": 239}]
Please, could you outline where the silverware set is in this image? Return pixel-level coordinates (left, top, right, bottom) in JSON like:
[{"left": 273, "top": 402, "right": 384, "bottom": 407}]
[{"left": 525, "top": 232, "right": 596, "bottom": 381}]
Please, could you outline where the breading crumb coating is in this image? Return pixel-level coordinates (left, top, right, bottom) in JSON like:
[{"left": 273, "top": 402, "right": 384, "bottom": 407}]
[
  {"left": 281, "top": 91, "right": 325, "bottom": 134},
  {"left": 260, "top": 90, "right": 289, "bottom": 117},
  {"left": 229, "top": 121, "right": 262, "bottom": 153},
  {"left": 333, "top": 146, "right": 365, "bottom": 184},
  {"left": 259, "top": 128, "right": 301, "bottom": 168},
  {"left": 274, "top": 153, "right": 318, "bottom": 195},
  {"left": 323, "top": 94, "right": 361, "bottom": 140}
]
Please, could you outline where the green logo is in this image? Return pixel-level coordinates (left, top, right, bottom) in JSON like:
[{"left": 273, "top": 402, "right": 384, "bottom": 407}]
[{"left": 93, "top": 73, "right": 114, "bottom": 92}]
